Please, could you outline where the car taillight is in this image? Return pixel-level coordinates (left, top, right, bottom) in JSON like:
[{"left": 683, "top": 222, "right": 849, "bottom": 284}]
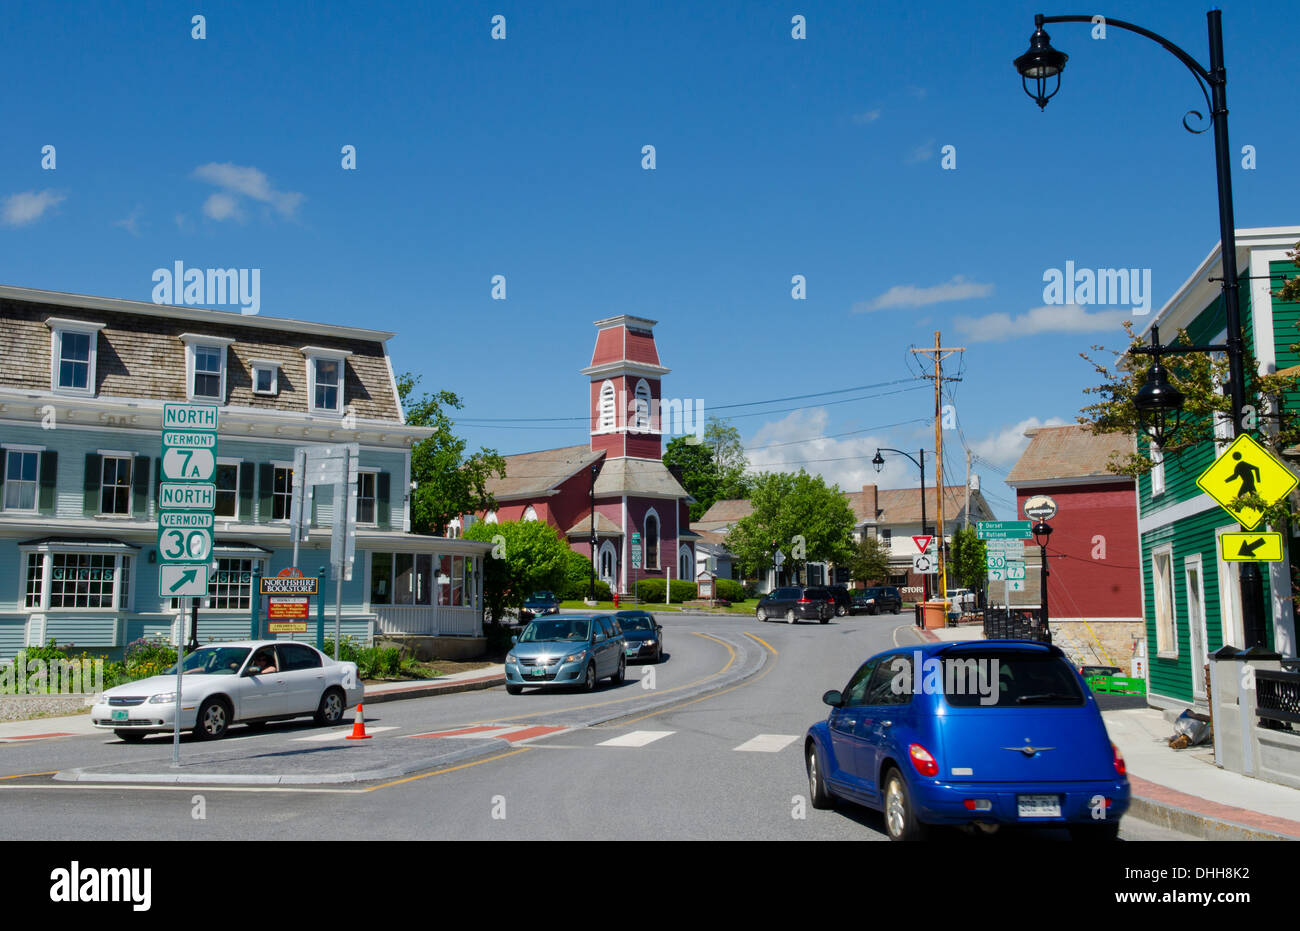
[
  {"left": 909, "top": 743, "right": 938, "bottom": 777},
  {"left": 1112, "top": 743, "right": 1127, "bottom": 778},
  {"left": 798, "top": 597, "right": 810, "bottom": 603}
]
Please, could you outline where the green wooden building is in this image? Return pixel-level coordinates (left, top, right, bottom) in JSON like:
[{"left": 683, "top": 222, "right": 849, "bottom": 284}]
[{"left": 1137, "top": 226, "right": 1299, "bottom": 712}]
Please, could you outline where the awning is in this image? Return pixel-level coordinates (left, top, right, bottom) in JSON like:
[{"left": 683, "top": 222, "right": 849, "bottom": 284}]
[{"left": 18, "top": 537, "right": 140, "bottom": 551}]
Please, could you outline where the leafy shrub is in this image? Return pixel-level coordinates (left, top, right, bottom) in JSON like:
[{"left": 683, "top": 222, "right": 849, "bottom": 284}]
[
  {"left": 714, "top": 578, "right": 745, "bottom": 603},
  {"left": 742, "top": 580, "right": 761, "bottom": 600},
  {"left": 323, "top": 636, "right": 362, "bottom": 665},
  {"left": 634, "top": 579, "right": 697, "bottom": 603},
  {"left": 356, "top": 646, "right": 402, "bottom": 679},
  {"left": 16, "top": 638, "right": 68, "bottom": 664},
  {"left": 124, "top": 637, "right": 177, "bottom": 679}
]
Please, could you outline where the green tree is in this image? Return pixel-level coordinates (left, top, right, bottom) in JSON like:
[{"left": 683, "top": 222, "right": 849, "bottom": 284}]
[
  {"left": 463, "top": 520, "right": 572, "bottom": 622},
  {"left": 724, "top": 471, "right": 856, "bottom": 580},
  {"left": 663, "top": 416, "right": 752, "bottom": 520},
  {"left": 849, "top": 534, "right": 892, "bottom": 585},
  {"left": 398, "top": 373, "right": 507, "bottom": 535},
  {"left": 948, "top": 525, "right": 987, "bottom": 592}
]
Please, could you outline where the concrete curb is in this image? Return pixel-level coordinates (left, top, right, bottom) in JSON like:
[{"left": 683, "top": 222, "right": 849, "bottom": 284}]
[
  {"left": 362, "top": 674, "right": 505, "bottom": 704},
  {"left": 54, "top": 631, "right": 767, "bottom": 787},
  {"left": 1124, "top": 793, "right": 1293, "bottom": 841}
]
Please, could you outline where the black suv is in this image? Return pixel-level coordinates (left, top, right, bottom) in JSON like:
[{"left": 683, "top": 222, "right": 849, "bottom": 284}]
[
  {"left": 756, "top": 586, "right": 832, "bottom": 624},
  {"left": 855, "top": 586, "right": 902, "bottom": 615},
  {"left": 826, "top": 585, "right": 853, "bottom": 617}
]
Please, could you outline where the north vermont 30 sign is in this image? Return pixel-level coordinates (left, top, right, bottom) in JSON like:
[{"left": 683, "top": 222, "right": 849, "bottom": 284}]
[{"left": 157, "top": 403, "right": 218, "bottom": 597}]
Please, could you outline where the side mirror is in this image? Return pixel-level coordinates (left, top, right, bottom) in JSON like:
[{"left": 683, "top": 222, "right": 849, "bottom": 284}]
[
  {"left": 822, "top": 689, "right": 843, "bottom": 708},
  {"left": 244, "top": 666, "right": 261, "bottom": 677},
  {"left": 511, "top": 635, "right": 518, "bottom": 644}
]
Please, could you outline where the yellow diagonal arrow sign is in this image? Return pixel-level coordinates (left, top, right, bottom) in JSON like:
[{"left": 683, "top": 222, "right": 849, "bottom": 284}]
[
  {"left": 1219, "top": 532, "right": 1284, "bottom": 563},
  {"left": 1196, "top": 434, "right": 1298, "bottom": 530}
]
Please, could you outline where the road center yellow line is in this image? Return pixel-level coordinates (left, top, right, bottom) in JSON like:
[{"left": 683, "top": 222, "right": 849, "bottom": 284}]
[
  {"left": 365, "top": 747, "right": 531, "bottom": 791},
  {"left": 745, "top": 632, "right": 777, "bottom": 655}
]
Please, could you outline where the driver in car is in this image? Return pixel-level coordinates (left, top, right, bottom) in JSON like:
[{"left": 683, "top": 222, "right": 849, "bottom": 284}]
[{"left": 251, "top": 649, "right": 277, "bottom": 674}]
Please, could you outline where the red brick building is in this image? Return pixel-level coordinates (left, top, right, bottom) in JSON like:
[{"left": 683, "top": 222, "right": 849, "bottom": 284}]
[
  {"left": 470, "top": 316, "right": 694, "bottom": 594},
  {"left": 1005, "top": 425, "right": 1143, "bottom": 668}
]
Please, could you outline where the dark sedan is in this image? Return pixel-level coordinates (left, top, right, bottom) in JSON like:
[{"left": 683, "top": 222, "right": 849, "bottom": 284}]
[
  {"left": 520, "top": 591, "right": 560, "bottom": 622},
  {"left": 616, "top": 610, "right": 664, "bottom": 663}
]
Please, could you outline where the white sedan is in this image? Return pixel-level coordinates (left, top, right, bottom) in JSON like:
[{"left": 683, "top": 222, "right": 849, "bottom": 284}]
[{"left": 91, "top": 640, "right": 363, "bottom": 742}]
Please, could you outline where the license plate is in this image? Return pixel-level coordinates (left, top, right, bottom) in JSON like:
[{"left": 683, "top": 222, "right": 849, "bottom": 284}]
[
  {"left": 112, "top": 710, "right": 129, "bottom": 722},
  {"left": 531, "top": 668, "right": 547, "bottom": 677},
  {"left": 1017, "top": 794, "right": 1061, "bottom": 818}
]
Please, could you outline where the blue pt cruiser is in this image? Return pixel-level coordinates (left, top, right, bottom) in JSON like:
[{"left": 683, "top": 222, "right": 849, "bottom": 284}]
[{"left": 805, "top": 640, "right": 1129, "bottom": 840}]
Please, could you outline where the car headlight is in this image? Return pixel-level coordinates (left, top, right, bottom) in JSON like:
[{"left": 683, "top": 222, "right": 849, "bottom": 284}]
[
  {"left": 564, "top": 650, "right": 587, "bottom": 663},
  {"left": 643, "top": 639, "right": 656, "bottom": 647},
  {"left": 148, "top": 692, "right": 177, "bottom": 704},
  {"left": 506, "top": 652, "right": 517, "bottom": 664}
]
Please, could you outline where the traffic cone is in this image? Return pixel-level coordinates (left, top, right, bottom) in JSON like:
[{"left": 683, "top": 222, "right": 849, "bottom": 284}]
[{"left": 346, "top": 704, "right": 372, "bottom": 740}]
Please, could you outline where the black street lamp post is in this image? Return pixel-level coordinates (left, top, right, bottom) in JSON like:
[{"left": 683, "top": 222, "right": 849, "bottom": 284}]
[
  {"left": 588, "top": 462, "right": 600, "bottom": 601},
  {"left": 1014, "top": 9, "right": 1268, "bottom": 649},
  {"left": 873, "top": 448, "right": 929, "bottom": 601},
  {"left": 1033, "top": 520, "right": 1053, "bottom": 642}
]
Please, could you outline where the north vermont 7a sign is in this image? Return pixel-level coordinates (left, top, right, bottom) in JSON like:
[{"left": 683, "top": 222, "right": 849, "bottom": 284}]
[{"left": 157, "top": 404, "right": 218, "bottom": 596}]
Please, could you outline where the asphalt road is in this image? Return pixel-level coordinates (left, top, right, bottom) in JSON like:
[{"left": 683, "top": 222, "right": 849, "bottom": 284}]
[{"left": 0, "top": 611, "right": 1196, "bottom": 841}]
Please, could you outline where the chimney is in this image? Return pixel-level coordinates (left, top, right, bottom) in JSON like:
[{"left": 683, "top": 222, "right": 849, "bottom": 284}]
[{"left": 860, "top": 484, "right": 878, "bottom": 524}]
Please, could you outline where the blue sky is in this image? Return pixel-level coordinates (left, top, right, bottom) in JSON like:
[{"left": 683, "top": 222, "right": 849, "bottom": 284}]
[{"left": 2, "top": 0, "right": 1296, "bottom": 519}]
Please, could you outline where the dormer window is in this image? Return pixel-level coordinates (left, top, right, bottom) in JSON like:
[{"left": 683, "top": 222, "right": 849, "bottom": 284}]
[
  {"left": 180, "top": 334, "right": 235, "bottom": 403},
  {"left": 302, "top": 347, "right": 353, "bottom": 415},
  {"left": 251, "top": 360, "right": 280, "bottom": 396},
  {"left": 46, "top": 318, "right": 106, "bottom": 396}
]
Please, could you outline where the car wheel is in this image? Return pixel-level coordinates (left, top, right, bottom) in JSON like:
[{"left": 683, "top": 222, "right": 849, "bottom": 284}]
[
  {"left": 314, "top": 687, "right": 346, "bottom": 726},
  {"left": 193, "top": 697, "right": 230, "bottom": 741},
  {"left": 655, "top": 646, "right": 663, "bottom": 664},
  {"left": 807, "top": 744, "right": 834, "bottom": 810},
  {"left": 1068, "top": 822, "right": 1120, "bottom": 842},
  {"left": 506, "top": 683, "right": 523, "bottom": 695},
  {"left": 611, "top": 654, "right": 626, "bottom": 684},
  {"left": 786, "top": 610, "right": 796, "bottom": 625},
  {"left": 114, "top": 730, "right": 146, "bottom": 743},
  {"left": 892, "top": 604, "right": 900, "bottom": 615},
  {"left": 757, "top": 608, "right": 767, "bottom": 622},
  {"left": 584, "top": 662, "right": 597, "bottom": 692},
  {"left": 837, "top": 605, "right": 847, "bottom": 617},
  {"left": 820, "top": 615, "right": 830, "bottom": 624},
  {"left": 883, "top": 768, "right": 928, "bottom": 841}
]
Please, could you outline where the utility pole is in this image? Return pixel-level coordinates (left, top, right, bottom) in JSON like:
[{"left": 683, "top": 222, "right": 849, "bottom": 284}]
[
  {"left": 964, "top": 448, "right": 972, "bottom": 530},
  {"left": 911, "top": 331, "right": 965, "bottom": 612}
]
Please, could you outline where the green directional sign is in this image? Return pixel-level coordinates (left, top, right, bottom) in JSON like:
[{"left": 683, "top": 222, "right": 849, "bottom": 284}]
[
  {"left": 158, "top": 404, "right": 218, "bottom": 596},
  {"left": 977, "top": 520, "right": 1033, "bottom": 540}
]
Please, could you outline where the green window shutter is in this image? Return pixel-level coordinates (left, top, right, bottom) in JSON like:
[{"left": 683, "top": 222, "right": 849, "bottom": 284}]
[
  {"left": 154, "top": 456, "right": 163, "bottom": 506},
  {"left": 0, "top": 446, "right": 6, "bottom": 507},
  {"left": 258, "top": 463, "right": 274, "bottom": 521},
  {"left": 132, "top": 456, "right": 150, "bottom": 517},
  {"left": 84, "top": 453, "right": 102, "bottom": 515},
  {"left": 239, "top": 462, "right": 254, "bottom": 519},
  {"left": 377, "top": 472, "right": 392, "bottom": 529},
  {"left": 38, "top": 450, "right": 58, "bottom": 514}
]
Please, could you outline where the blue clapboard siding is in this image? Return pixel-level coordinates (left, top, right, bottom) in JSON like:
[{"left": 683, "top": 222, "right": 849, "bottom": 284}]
[
  {"left": 275, "top": 620, "right": 373, "bottom": 646},
  {"left": 124, "top": 618, "right": 176, "bottom": 646},
  {"left": 0, "top": 616, "right": 29, "bottom": 664},
  {"left": 44, "top": 617, "right": 119, "bottom": 648}
]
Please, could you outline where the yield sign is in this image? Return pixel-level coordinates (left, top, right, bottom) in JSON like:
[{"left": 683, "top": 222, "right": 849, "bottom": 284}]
[{"left": 912, "top": 535, "right": 933, "bottom": 554}]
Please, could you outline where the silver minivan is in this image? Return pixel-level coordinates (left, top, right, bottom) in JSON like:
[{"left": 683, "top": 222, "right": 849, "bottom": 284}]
[{"left": 504, "top": 615, "right": 627, "bottom": 694}]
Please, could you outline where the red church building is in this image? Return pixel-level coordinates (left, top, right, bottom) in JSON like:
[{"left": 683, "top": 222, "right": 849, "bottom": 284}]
[{"left": 471, "top": 316, "right": 695, "bottom": 594}]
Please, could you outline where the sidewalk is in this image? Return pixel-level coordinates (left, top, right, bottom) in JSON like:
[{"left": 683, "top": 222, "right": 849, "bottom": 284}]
[{"left": 907, "top": 623, "right": 1300, "bottom": 840}]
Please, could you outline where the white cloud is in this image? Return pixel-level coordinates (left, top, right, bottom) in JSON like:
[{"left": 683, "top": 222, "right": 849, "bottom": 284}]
[
  {"left": 852, "top": 109, "right": 882, "bottom": 124},
  {"left": 854, "top": 274, "right": 994, "bottom": 313},
  {"left": 203, "top": 192, "right": 243, "bottom": 222},
  {"left": 744, "top": 408, "right": 917, "bottom": 493},
  {"left": 192, "top": 162, "right": 304, "bottom": 219},
  {"left": 114, "top": 205, "right": 145, "bottom": 237},
  {"left": 971, "top": 416, "right": 1068, "bottom": 469},
  {"left": 954, "top": 303, "right": 1129, "bottom": 342},
  {"left": 2, "top": 189, "right": 65, "bottom": 226},
  {"left": 906, "top": 139, "right": 935, "bottom": 164}
]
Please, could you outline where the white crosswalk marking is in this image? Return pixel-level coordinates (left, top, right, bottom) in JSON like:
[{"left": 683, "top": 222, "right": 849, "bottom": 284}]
[
  {"left": 733, "top": 734, "right": 799, "bottom": 753},
  {"left": 293, "top": 726, "right": 398, "bottom": 742},
  {"left": 597, "top": 730, "right": 674, "bottom": 748}
]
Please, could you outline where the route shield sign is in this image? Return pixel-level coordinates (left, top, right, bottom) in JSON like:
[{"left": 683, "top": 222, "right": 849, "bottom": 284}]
[
  {"left": 158, "top": 403, "right": 218, "bottom": 595},
  {"left": 1219, "top": 532, "right": 1284, "bottom": 563},
  {"left": 1196, "top": 434, "right": 1298, "bottom": 530}
]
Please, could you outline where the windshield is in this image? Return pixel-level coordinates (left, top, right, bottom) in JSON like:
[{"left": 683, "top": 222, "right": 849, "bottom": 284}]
[
  {"left": 521, "top": 619, "right": 590, "bottom": 642},
  {"left": 529, "top": 592, "right": 555, "bottom": 602},
  {"left": 943, "top": 652, "right": 1084, "bottom": 708},
  {"left": 163, "top": 647, "right": 251, "bottom": 676},
  {"left": 620, "top": 616, "right": 652, "bottom": 631}
]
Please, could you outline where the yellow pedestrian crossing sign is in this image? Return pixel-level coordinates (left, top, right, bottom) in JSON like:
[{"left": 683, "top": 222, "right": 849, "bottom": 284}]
[
  {"left": 1219, "top": 532, "right": 1284, "bottom": 563},
  {"left": 1196, "top": 434, "right": 1298, "bottom": 530}
]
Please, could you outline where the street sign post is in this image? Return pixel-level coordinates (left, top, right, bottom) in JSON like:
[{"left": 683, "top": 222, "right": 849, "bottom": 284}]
[
  {"left": 1196, "top": 434, "right": 1298, "bottom": 530},
  {"left": 157, "top": 403, "right": 218, "bottom": 768},
  {"left": 976, "top": 521, "right": 1033, "bottom": 540}
]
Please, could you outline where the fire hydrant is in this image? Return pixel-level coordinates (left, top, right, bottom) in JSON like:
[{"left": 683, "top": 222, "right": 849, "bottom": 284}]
[{"left": 613, "top": 592, "right": 620, "bottom": 609}]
